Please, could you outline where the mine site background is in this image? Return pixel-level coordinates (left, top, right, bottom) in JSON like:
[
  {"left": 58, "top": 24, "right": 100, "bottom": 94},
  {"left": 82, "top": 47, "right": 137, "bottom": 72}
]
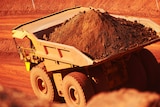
[
  {"left": 0, "top": 0, "right": 160, "bottom": 107},
  {"left": 0, "top": 0, "right": 160, "bottom": 17}
]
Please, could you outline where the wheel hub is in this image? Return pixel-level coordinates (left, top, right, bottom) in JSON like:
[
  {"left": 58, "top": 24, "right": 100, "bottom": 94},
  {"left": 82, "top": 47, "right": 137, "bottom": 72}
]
[
  {"left": 37, "top": 77, "right": 47, "bottom": 94},
  {"left": 69, "top": 86, "right": 80, "bottom": 104}
]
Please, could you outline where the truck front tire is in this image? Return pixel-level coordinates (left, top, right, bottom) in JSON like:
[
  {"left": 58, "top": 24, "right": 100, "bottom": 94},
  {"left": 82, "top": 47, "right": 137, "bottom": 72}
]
[
  {"left": 62, "top": 72, "right": 94, "bottom": 107},
  {"left": 30, "top": 67, "right": 54, "bottom": 101}
]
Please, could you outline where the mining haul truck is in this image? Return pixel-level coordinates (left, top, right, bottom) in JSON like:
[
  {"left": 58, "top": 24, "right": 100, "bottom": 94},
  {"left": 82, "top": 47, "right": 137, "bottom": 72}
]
[{"left": 12, "top": 7, "right": 160, "bottom": 107}]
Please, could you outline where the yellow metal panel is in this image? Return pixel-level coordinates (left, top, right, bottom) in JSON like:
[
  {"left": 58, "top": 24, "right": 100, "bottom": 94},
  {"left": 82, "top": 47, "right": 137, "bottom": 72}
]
[
  {"left": 53, "top": 73, "right": 63, "bottom": 96},
  {"left": 44, "top": 59, "right": 72, "bottom": 71}
]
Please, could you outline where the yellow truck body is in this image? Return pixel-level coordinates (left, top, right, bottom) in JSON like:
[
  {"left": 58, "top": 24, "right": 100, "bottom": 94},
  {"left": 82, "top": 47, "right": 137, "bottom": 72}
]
[{"left": 12, "top": 7, "right": 160, "bottom": 107}]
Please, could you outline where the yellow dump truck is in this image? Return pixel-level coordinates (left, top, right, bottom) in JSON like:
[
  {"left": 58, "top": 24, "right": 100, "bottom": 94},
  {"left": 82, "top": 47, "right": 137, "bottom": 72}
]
[{"left": 12, "top": 7, "right": 160, "bottom": 107}]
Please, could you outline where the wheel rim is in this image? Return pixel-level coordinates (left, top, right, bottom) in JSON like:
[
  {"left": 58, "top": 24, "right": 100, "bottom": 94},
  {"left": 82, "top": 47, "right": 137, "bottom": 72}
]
[
  {"left": 69, "top": 86, "right": 80, "bottom": 105},
  {"left": 37, "top": 77, "right": 47, "bottom": 94}
]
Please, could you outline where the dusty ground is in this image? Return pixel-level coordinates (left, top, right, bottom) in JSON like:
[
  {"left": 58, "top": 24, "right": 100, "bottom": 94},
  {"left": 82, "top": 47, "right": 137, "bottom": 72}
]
[
  {"left": 0, "top": 15, "right": 44, "bottom": 97},
  {"left": 0, "top": 0, "right": 160, "bottom": 106},
  {"left": 87, "top": 89, "right": 160, "bottom": 107}
]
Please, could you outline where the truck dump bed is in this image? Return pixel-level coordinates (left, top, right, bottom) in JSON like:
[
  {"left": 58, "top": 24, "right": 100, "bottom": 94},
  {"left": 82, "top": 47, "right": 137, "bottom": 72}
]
[{"left": 12, "top": 7, "right": 160, "bottom": 69}]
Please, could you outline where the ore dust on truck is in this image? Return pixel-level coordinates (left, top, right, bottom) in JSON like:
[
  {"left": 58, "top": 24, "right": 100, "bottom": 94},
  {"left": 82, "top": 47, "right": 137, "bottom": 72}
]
[{"left": 12, "top": 7, "right": 160, "bottom": 107}]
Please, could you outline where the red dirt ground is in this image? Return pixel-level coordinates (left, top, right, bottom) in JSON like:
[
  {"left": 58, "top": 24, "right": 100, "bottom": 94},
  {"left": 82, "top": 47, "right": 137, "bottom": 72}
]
[{"left": 0, "top": 0, "right": 160, "bottom": 106}]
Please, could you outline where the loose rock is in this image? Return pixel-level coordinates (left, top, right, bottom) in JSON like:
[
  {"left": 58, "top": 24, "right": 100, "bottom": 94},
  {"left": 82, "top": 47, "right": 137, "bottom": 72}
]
[{"left": 49, "top": 10, "right": 158, "bottom": 59}]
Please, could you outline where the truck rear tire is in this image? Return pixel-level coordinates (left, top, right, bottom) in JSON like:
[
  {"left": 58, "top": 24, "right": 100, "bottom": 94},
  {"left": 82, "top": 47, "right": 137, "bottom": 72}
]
[
  {"left": 62, "top": 72, "right": 94, "bottom": 107},
  {"left": 30, "top": 67, "right": 54, "bottom": 101},
  {"left": 138, "top": 49, "right": 160, "bottom": 92}
]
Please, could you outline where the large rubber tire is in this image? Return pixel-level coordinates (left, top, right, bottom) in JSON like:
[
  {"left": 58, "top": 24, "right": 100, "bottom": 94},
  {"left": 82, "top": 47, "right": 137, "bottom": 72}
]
[
  {"left": 62, "top": 72, "right": 94, "bottom": 107},
  {"left": 30, "top": 67, "right": 54, "bottom": 101},
  {"left": 125, "top": 53, "right": 147, "bottom": 91},
  {"left": 138, "top": 49, "right": 160, "bottom": 92}
]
